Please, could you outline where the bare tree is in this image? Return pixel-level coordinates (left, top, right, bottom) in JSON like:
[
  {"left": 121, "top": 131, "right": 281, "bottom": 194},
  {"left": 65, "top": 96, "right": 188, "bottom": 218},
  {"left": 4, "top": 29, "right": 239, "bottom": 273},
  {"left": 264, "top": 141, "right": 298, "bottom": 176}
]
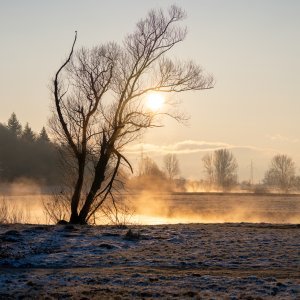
[
  {"left": 51, "top": 5, "right": 214, "bottom": 224},
  {"left": 202, "top": 149, "right": 238, "bottom": 190},
  {"left": 202, "top": 153, "right": 214, "bottom": 185},
  {"left": 163, "top": 153, "right": 180, "bottom": 180},
  {"left": 293, "top": 176, "right": 300, "bottom": 192},
  {"left": 140, "top": 156, "right": 165, "bottom": 178},
  {"left": 214, "top": 149, "right": 238, "bottom": 189},
  {"left": 263, "top": 154, "right": 295, "bottom": 193}
]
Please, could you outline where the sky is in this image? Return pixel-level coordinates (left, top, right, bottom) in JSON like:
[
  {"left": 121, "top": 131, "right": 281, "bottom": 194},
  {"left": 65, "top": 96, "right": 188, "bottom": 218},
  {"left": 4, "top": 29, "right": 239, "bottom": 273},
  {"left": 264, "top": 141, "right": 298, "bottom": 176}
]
[{"left": 0, "top": 0, "right": 299, "bottom": 181}]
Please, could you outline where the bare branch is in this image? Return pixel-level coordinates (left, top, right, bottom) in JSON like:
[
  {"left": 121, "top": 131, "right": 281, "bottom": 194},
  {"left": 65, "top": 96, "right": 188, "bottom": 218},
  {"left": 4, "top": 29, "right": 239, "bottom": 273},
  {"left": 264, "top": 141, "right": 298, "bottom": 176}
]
[{"left": 50, "top": 6, "right": 214, "bottom": 224}]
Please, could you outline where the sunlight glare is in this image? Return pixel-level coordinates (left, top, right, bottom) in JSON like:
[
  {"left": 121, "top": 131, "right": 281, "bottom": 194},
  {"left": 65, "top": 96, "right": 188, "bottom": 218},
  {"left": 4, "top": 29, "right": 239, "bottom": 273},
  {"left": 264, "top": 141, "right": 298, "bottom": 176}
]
[{"left": 146, "top": 93, "right": 164, "bottom": 111}]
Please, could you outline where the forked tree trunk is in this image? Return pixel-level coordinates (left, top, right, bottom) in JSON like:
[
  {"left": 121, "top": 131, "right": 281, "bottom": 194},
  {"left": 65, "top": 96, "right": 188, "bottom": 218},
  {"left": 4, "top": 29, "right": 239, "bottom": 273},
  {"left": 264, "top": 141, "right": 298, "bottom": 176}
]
[
  {"left": 69, "top": 213, "right": 82, "bottom": 224},
  {"left": 69, "top": 159, "right": 86, "bottom": 224},
  {"left": 70, "top": 153, "right": 110, "bottom": 224}
]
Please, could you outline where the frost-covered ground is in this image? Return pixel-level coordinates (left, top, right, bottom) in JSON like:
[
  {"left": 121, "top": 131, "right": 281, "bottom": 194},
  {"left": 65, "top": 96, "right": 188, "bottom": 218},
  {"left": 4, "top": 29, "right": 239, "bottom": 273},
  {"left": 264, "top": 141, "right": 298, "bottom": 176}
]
[{"left": 0, "top": 223, "right": 299, "bottom": 299}]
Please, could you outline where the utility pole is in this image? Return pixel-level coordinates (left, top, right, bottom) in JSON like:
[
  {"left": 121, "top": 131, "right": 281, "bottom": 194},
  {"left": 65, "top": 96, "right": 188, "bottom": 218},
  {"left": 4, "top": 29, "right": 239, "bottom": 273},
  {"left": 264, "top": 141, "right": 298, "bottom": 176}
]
[
  {"left": 250, "top": 160, "right": 254, "bottom": 185},
  {"left": 138, "top": 140, "right": 144, "bottom": 176}
]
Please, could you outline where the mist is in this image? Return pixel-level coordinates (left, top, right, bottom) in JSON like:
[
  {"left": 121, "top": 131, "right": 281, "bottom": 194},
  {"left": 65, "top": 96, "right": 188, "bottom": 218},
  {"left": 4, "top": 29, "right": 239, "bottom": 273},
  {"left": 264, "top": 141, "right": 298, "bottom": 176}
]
[
  {"left": 127, "top": 191, "right": 300, "bottom": 225},
  {"left": 1, "top": 180, "right": 299, "bottom": 225}
]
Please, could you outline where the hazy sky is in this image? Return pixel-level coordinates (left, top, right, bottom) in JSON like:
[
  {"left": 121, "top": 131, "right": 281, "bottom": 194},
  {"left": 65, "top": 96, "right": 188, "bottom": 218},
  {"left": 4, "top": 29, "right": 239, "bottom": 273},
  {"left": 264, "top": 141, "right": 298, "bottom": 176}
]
[{"left": 0, "top": 0, "right": 299, "bottom": 180}]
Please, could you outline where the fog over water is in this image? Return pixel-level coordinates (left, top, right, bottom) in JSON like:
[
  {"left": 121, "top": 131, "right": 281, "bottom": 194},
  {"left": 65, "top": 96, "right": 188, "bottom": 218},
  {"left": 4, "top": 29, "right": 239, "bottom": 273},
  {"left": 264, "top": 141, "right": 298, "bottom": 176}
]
[{"left": 1, "top": 182, "right": 299, "bottom": 225}]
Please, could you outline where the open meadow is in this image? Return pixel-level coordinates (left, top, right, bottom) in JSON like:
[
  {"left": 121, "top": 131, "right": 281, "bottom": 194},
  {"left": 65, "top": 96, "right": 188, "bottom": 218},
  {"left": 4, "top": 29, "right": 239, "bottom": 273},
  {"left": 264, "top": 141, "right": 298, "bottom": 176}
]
[{"left": 0, "top": 193, "right": 299, "bottom": 299}]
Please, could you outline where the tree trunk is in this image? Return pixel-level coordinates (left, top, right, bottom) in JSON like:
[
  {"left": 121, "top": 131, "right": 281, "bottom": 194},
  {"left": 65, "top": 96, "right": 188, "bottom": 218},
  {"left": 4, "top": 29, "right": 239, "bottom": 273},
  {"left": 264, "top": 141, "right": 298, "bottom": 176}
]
[
  {"left": 78, "top": 154, "right": 109, "bottom": 223},
  {"left": 69, "top": 212, "right": 82, "bottom": 224},
  {"left": 69, "top": 159, "right": 85, "bottom": 224}
]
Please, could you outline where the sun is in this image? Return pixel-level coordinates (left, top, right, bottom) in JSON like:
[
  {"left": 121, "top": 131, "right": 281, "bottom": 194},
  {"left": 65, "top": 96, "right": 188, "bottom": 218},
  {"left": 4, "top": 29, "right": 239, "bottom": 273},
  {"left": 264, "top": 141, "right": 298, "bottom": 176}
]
[{"left": 146, "top": 93, "right": 165, "bottom": 111}]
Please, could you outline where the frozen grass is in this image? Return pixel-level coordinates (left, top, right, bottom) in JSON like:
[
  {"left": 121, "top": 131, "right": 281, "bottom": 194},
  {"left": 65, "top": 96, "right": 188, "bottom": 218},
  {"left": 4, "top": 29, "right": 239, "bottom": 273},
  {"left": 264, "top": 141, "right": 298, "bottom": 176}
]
[{"left": 0, "top": 223, "right": 299, "bottom": 299}]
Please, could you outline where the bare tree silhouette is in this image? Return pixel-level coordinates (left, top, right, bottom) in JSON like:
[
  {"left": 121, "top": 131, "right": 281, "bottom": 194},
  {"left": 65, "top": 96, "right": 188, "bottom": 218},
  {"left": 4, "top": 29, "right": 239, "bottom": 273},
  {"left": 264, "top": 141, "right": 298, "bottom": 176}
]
[
  {"left": 263, "top": 154, "right": 295, "bottom": 193},
  {"left": 163, "top": 153, "right": 180, "bottom": 181},
  {"left": 202, "top": 153, "right": 214, "bottom": 186},
  {"left": 202, "top": 149, "right": 238, "bottom": 191},
  {"left": 51, "top": 5, "right": 214, "bottom": 224},
  {"left": 140, "top": 156, "right": 165, "bottom": 178}
]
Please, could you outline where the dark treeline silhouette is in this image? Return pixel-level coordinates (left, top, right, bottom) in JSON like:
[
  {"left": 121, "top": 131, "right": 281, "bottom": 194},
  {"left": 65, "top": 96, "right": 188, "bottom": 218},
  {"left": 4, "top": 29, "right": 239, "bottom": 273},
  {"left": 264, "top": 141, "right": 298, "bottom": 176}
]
[
  {"left": 1, "top": 114, "right": 299, "bottom": 195},
  {"left": 0, "top": 113, "right": 60, "bottom": 185}
]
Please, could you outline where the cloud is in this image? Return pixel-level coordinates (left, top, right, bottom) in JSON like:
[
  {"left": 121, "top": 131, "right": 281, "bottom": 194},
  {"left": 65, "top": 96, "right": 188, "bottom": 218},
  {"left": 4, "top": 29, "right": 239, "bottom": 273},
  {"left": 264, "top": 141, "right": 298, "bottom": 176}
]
[
  {"left": 124, "top": 140, "right": 273, "bottom": 155},
  {"left": 267, "top": 134, "right": 299, "bottom": 144}
]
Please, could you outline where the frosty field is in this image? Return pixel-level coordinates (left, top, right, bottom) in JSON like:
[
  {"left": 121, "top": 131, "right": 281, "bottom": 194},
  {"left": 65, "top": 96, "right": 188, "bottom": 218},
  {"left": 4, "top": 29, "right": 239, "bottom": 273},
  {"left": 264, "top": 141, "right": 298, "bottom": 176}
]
[
  {"left": 0, "top": 223, "right": 299, "bottom": 299},
  {"left": 0, "top": 193, "right": 299, "bottom": 299}
]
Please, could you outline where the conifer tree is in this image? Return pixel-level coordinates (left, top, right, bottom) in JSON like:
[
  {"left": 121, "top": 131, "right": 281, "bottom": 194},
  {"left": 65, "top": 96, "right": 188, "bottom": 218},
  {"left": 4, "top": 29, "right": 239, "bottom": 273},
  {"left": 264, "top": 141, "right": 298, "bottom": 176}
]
[
  {"left": 22, "top": 123, "right": 36, "bottom": 142},
  {"left": 7, "top": 112, "right": 22, "bottom": 137},
  {"left": 38, "top": 127, "right": 50, "bottom": 142}
]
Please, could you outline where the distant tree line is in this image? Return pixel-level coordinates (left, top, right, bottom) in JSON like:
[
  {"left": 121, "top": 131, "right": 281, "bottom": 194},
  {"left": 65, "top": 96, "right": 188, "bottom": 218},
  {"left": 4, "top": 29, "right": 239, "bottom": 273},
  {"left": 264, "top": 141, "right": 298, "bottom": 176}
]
[
  {"left": 130, "top": 149, "right": 300, "bottom": 194},
  {"left": 1, "top": 113, "right": 299, "bottom": 194},
  {"left": 200, "top": 150, "right": 300, "bottom": 193},
  {"left": 0, "top": 113, "right": 60, "bottom": 184}
]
